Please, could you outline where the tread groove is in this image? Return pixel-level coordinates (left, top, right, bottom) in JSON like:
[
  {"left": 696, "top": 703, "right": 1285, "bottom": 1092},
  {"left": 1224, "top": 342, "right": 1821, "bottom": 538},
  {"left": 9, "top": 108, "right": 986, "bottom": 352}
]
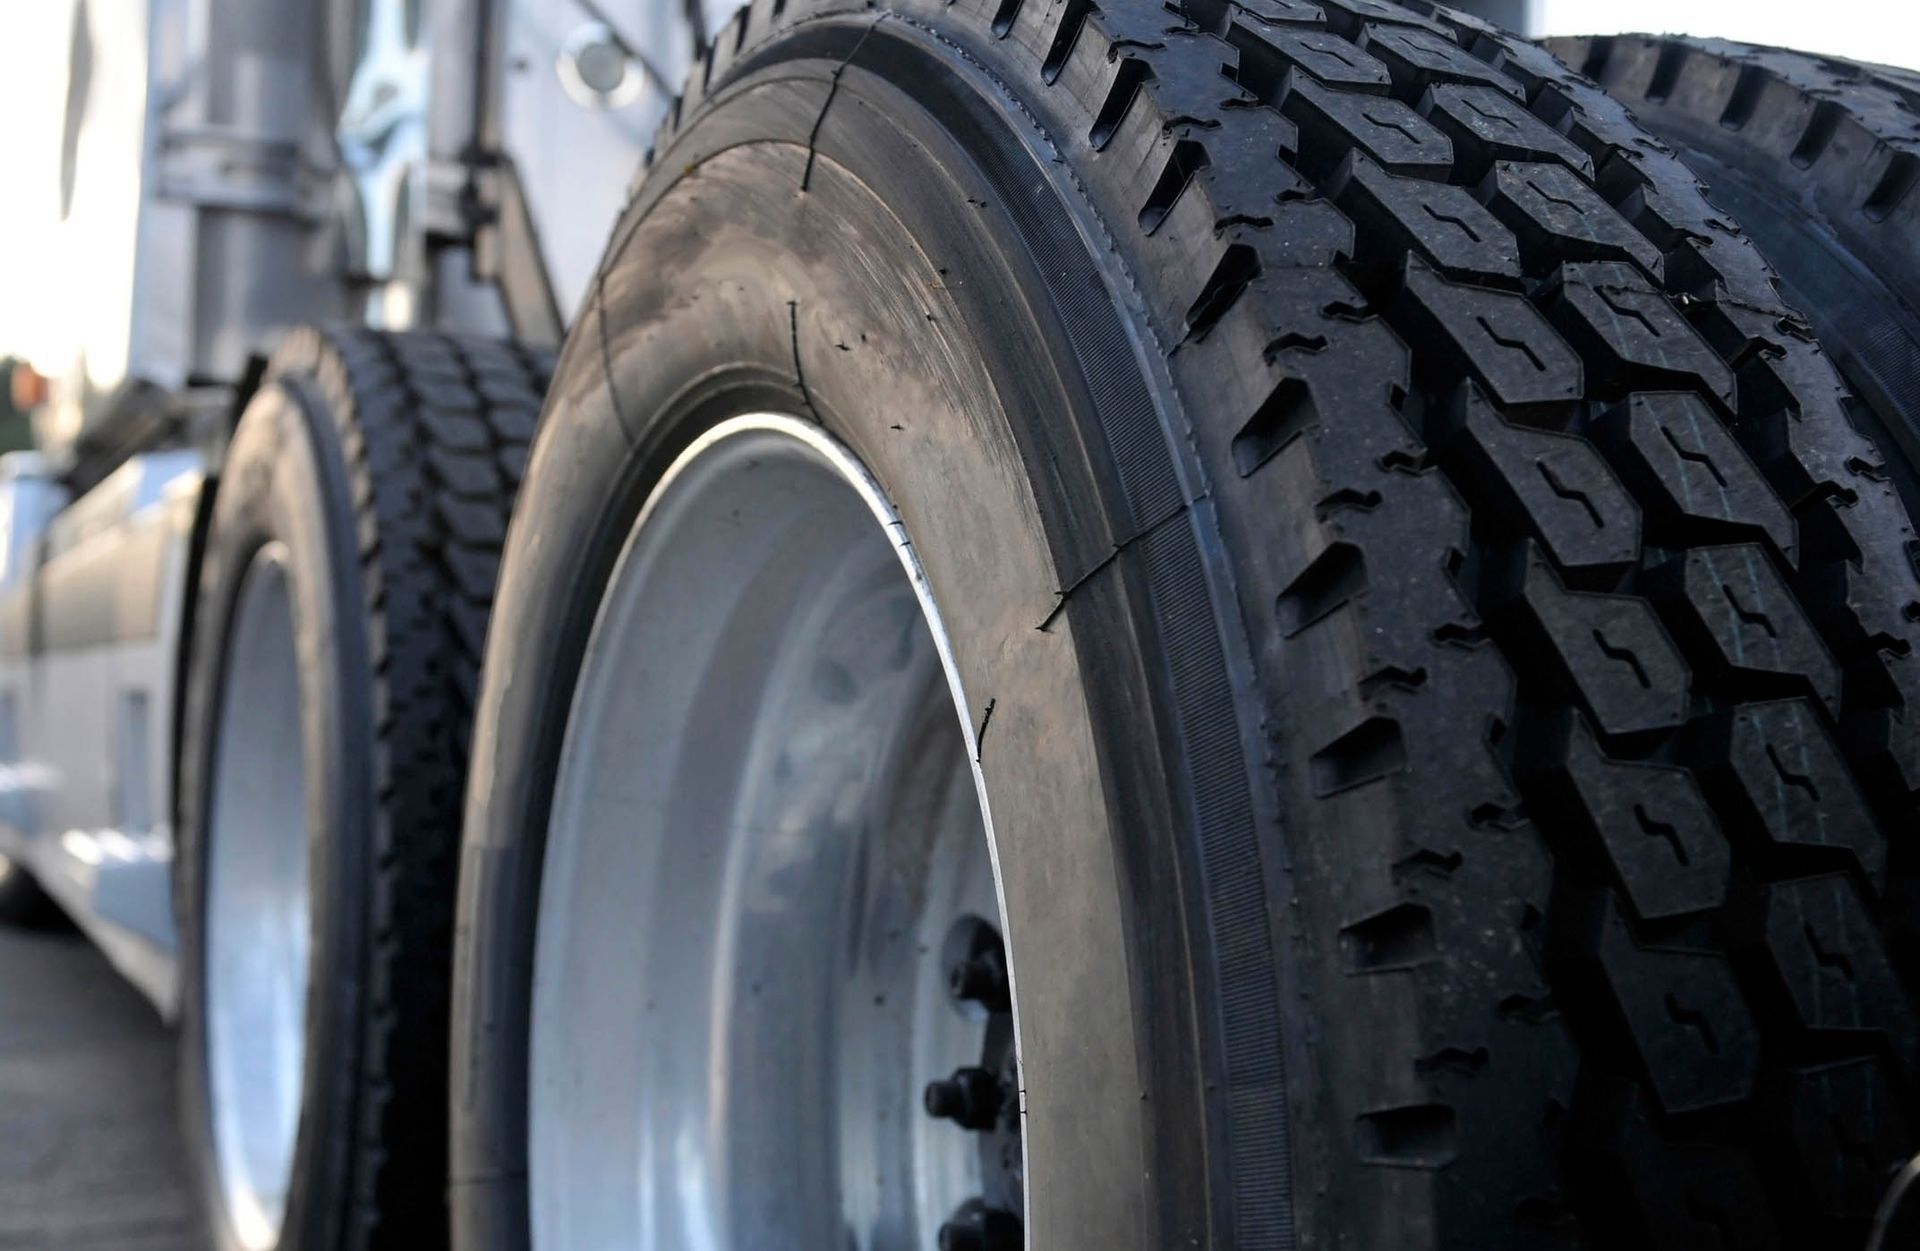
[
  {"left": 1791, "top": 98, "right": 1845, "bottom": 167},
  {"left": 1864, "top": 150, "right": 1918, "bottom": 221},
  {"left": 1719, "top": 63, "right": 1769, "bottom": 130},
  {"left": 1139, "top": 139, "right": 1211, "bottom": 233}
]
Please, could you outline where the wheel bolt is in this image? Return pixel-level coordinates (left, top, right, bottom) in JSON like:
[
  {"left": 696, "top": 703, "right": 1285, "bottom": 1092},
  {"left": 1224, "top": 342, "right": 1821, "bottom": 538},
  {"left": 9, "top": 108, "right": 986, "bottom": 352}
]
[
  {"left": 937, "top": 1201, "right": 1022, "bottom": 1251},
  {"left": 923, "top": 1065, "right": 1003, "bottom": 1130},
  {"left": 948, "top": 945, "right": 1010, "bottom": 1012}
]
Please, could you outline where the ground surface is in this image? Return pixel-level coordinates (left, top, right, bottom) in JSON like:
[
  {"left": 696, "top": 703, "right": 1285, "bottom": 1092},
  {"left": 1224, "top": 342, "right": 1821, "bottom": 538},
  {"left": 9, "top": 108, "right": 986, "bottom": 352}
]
[{"left": 0, "top": 919, "right": 200, "bottom": 1250}]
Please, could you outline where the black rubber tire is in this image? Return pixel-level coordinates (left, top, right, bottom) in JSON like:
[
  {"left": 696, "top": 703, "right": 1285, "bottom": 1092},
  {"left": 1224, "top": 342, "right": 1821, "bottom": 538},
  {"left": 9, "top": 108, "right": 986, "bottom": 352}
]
[
  {"left": 1544, "top": 35, "right": 1920, "bottom": 521},
  {"left": 178, "top": 328, "right": 546, "bottom": 1251},
  {"left": 450, "top": 2, "right": 1920, "bottom": 1247}
]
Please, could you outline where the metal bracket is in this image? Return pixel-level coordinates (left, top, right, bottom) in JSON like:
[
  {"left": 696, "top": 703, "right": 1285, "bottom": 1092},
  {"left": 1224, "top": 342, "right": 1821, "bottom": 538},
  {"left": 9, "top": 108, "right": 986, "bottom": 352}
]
[
  {"left": 466, "top": 152, "right": 564, "bottom": 349},
  {"left": 154, "top": 123, "right": 329, "bottom": 220}
]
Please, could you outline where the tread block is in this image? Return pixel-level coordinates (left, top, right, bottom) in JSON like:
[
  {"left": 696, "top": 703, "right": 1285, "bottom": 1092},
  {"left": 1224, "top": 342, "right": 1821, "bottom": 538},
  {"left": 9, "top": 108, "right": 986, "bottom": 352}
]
[
  {"left": 1254, "top": 196, "right": 1361, "bottom": 269},
  {"left": 1315, "top": 0, "right": 1453, "bottom": 38},
  {"left": 1226, "top": 272, "right": 1421, "bottom": 465},
  {"left": 1420, "top": 84, "right": 1594, "bottom": 178},
  {"left": 1331, "top": 154, "right": 1521, "bottom": 285},
  {"left": 1590, "top": 392, "right": 1797, "bottom": 565},
  {"left": 1778, "top": 1059, "right": 1914, "bottom": 1221},
  {"left": 1230, "top": 0, "right": 1329, "bottom": 27},
  {"left": 1436, "top": 383, "right": 1638, "bottom": 571},
  {"left": 1761, "top": 876, "right": 1917, "bottom": 1055},
  {"left": 1513, "top": 33, "right": 1802, "bottom": 277},
  {"left": 1844, "top": 650, "right": 1920, "bottom": 800},
  {"left": 1396, "top": 260, "right": 1582, "bottom": 411},
  {"left": 1479, "top": 160, "right": 1664, "bottom": 280},
  {"left": 1705, "top": 301, "right": 1887, "bottom": 508},
  {"left": 1790, "top": 490, "right": 1920, "bottom": 665},
  {"left": 425, "top": 444, "right": 507, "bottom": 496},
  {"left": 1584, "top": 1081, "right": 1783, "bottom": 1250},
  {"left": 1694, "top": 700, "right": 1883, "bottom": 882},
  {"left": 1544, "top": 262, "right": 1738, "bottom": 407},
  {"left": 1580, "top": 893, "right": 1759, "bottom": 1114},
  {"left": 1596, "top": 159, "right": 1785, "bottom": 311},
  {"left": 1653, "top": 544, "right": 1840, "bottom": 713},
  {"left": 1282, "top": 75, "right": 1454, "bottom": 177},
  {"left": 1359, "top": 23, "right": 1525, "bottom": 102},
  {"left": 1130, "top": 71, "right": 1311, "bottom": 224},
  {"left": 437, "top": 495, "right": 511, "bottom": 546},
  {"left": 1557, "top": 717, "right": 1730, "bottom": 919},
  {"left": 1240, "top": 26, "right": 1392, "bottom": 94},
  {"left": 418, "top": 409, "right": 499, "bottom": 452},
  {"left": 1511, "top": 546, "right": 1691, "bottom": 735}
]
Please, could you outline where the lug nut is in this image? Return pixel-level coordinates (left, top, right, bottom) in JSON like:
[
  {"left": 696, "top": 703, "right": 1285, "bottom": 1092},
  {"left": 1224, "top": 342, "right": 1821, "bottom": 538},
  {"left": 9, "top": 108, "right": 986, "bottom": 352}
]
[
  {"left": 937, "top": 1201, "right": 1023, "bottom": 1251},
  {"left": 948, "top": 944, "right": 1011, "bottom": 1012},
  {"left": 923, "top": 1065, "right": 1003, "bottom": 1130}
]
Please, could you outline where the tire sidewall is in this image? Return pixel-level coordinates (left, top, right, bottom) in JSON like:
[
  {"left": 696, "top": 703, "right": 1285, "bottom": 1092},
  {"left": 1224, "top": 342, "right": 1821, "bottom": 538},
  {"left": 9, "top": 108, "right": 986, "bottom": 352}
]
[
  {"left": 177, "top": 375, "right": 375, "bottom": 1251},
  {"left": 451, "top": 22, "right": 1274, "bottom": 1250}
]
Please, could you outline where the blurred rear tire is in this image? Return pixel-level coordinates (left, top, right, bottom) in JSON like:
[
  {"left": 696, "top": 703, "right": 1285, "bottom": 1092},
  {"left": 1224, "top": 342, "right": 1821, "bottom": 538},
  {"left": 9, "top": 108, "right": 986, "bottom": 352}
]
[{"left": 177, "top": 330, "right": 544, "bottom": 1251}]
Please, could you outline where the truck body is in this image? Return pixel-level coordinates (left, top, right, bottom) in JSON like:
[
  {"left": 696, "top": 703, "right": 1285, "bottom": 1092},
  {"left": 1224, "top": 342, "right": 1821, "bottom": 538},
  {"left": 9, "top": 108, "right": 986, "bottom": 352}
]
[{"left": 0, "top": 0, "right": 709, "bottom": 1014}]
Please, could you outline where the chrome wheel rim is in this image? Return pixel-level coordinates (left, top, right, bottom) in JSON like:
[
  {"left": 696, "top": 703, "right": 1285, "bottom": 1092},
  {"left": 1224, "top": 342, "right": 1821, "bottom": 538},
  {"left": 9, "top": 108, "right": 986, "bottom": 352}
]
[
  {"left": 531, "top": 415, "right": 1024, "bottom": 1250},
  {"left": 203, "top": 543, "right": 311, "bottom": 1251}
]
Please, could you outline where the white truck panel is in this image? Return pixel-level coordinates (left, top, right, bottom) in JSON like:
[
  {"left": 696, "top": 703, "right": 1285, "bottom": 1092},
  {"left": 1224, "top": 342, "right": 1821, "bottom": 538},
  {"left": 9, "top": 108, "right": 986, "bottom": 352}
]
[
  {"left": 11, "top": 0, "right": 701, "bottom": 1017},
  {"left": 40, "top": 0, "right": 158, "bottom": 455},
  {"left": 39, "top": 0, "right": 345, "bottom": 467},
  {"left": 499, "top": 0, "right": 689, "bottom": 318},
  {"left": 0, "top": 452, "right": 202, "bottom": 1016}
]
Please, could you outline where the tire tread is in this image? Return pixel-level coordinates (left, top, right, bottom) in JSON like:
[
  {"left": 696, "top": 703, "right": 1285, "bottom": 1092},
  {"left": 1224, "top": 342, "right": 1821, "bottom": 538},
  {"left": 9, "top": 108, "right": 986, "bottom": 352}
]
[{"left": 264, "top": 328, "right": 549, "bottom": 1247}]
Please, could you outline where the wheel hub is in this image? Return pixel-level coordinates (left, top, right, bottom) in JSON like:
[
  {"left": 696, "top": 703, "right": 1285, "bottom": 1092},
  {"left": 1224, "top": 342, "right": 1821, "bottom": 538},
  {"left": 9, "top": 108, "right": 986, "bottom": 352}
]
[
  {"left": 530, "top": 416, "right": 1026, "bottom": 1249},
  {"left": 201, "top": 544, "right": 311, "bottom": 1251}
]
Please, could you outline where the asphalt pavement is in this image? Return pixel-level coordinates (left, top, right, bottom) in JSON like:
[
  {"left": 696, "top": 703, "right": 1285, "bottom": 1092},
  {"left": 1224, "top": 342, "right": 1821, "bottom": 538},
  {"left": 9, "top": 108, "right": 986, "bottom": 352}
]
[{"left": 0, "top": 917, "right": 200, "bottom": 1250}]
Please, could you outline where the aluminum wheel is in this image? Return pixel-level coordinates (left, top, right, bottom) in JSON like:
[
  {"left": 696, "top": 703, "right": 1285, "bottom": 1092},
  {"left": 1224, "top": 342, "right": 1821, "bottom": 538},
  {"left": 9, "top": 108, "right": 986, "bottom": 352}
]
[
  {"left": 531, "top": 416, "right": 1024, "bottom": 1250},
  {"left": 202, "top": 543, "right": 312, "bottom": 1251}
]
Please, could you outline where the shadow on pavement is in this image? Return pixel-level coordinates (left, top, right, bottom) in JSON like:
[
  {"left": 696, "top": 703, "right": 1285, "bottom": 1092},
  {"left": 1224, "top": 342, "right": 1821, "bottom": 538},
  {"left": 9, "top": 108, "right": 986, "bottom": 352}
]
[{"left": 0, "top": 920, "right": 201, "bottom": 1249}]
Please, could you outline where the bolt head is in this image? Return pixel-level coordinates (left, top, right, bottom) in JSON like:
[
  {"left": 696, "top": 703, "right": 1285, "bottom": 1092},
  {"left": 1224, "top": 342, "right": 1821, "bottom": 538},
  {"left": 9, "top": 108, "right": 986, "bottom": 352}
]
[
  {"left": 922, "top": 1066, "right": 1003, "bottom": 1130},
  {"left": 948, "top": 947, "right": 1011, "bottom": 1012},
  {"left": 924, "top": 1077, "right": 966, "bottom": 1120}
]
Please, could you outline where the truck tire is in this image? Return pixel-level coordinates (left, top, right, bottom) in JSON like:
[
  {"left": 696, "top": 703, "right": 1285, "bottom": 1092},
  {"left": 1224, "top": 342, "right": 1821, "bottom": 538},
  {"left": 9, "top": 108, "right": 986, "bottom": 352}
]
[
  {"left": 1545, "top": 35, "right": 1920, "bottom": 518},
  {"left": 450, "top": 2, "right": 1920, "bottom": 1247},
  {"left": 177, "top": 328, "right": 546, "bottom": 1251}
]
